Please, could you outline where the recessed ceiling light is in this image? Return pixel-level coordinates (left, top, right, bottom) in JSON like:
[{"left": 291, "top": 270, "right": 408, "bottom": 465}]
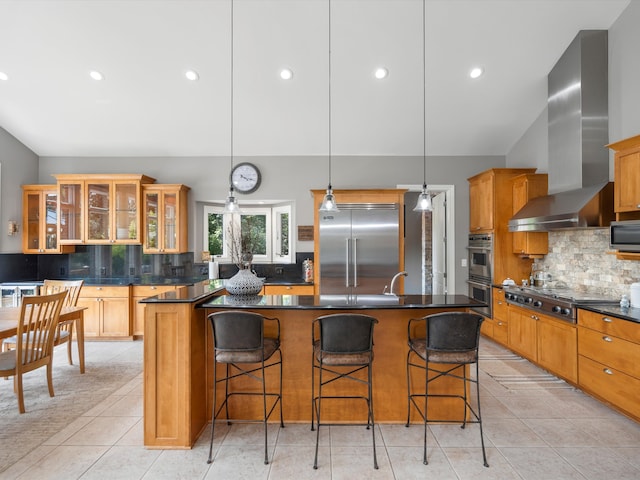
[
  {"left": 185, "top": 70, "right": 199, "bottom": 81},
  {"left": 89, "top": 70, "right": 104, "bottom": 81},
  {"left": 374, "top": 67, "right": 388, "bottom": 79},
  {"left": 469, "top": 67, "right": 484, "bottom": 79},
  {"left": 0, "top": 71, "right": 8, "bottom": 81},
  {"left": 280, "top": 68, "right": 293, "bottom": 80}
]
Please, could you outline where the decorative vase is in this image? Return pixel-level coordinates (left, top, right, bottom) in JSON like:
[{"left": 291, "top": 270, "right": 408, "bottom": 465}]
[{"left": 225, "top": 268, "right": 264, "bottom": 295}]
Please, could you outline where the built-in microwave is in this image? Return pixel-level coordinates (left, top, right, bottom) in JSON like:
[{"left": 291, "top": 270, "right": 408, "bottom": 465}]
[{"left": 610, "top": 220, "right": 640, "bottom": 252}]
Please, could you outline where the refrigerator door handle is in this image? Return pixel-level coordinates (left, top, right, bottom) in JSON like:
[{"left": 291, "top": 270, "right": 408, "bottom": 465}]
[
  {"left": 345, "top": 238, "right": 350, "bottom": 287},
  {"left": 353, "top": 237, "right": 358, "bottom": 287}
]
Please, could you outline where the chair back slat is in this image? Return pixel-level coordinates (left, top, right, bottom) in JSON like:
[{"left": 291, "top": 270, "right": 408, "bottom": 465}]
[
  {"left": 16, "top": 291, "right": 67, "bottom": 369},
  {"left": 41, "top": 279, "right": 84, "bottom": 307}
]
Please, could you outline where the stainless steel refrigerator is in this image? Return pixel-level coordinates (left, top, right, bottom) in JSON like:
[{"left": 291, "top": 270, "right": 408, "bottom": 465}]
[{"left": 319, "top": 203, "right": 400, "bottom": 295}]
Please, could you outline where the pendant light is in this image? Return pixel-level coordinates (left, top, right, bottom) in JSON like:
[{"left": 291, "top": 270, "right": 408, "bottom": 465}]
[
  {"left": 319, "top": 0, "right": 339, "bottom": 213},
  {"left": 224, "top": 0, "right": 241, "bottom": 214},
  {"left": 414, "top": 0, "right": 432, "bottom": 212}
]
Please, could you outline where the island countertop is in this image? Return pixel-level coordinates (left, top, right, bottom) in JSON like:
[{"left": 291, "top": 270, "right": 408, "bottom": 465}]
[{"left": 200, "top": 293, "right": 484, "bottom": 309}]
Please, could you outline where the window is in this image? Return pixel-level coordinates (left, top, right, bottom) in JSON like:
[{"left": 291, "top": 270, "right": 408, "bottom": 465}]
[{"left": 204, "top": 203, "right": 294, "bottom": 264}]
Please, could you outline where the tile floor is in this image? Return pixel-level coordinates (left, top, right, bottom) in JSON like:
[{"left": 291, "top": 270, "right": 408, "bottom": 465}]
[{"left": 2, "top": 337, "right": 640, "bottom": 479}]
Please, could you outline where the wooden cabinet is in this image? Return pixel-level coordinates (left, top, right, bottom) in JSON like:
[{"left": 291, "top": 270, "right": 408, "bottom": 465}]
[
  {"left": 142, "top": 184, "right": 190, "bottom": 253},
  {"left": 54, "top": 174, "right": 155, "bottom": 245},
  {"left": 508, "top": 305, "right": 538, "bottom": 361},
  {"left": 608, "top": 134, "right": 640, "bottom": 220},
  {"left": 467, "top": 168, "right": 536, "bottom": 283},
  {"left": 511, "top": 173, "right": 548, "bottom": 257},
  {"left": 537, "top": 313, "right": 577, "bottom": 383},
  {"left": 263, "top": 284, "right": 314, "bottom": 295},
  {"left": 21, "top": 185, "right": 74, "bottom": 254},
  {"left": 77, "top": 286, "right": 132, "bottom": 339},
  {"left": 489, "top": 287, "right": 509, "bottom": 345},
  {"left": 132, "top": 285, "right": 177, "bottom": 336},
  {"left": 507, "top": 304, "right": 577, "bottom": 383},
  {"left": 578, "top": 308, "right": 640, "bottom": 421},
  {"left": 469, "top": 173, "right": 494, "bottom": 232}
]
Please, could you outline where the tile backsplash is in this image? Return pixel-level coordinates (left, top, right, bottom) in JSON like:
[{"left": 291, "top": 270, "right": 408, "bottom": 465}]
[{"left": 532, "top": 228, "right": 640, "bottom": 298}]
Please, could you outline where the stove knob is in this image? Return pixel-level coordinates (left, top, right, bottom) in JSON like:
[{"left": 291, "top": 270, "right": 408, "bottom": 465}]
[
  {"left": 552, "top": 305, "right": 562, "bottom": 313},
  {"left": 561, "top": 308, "right": 571, "bottom": 316},
  {"left": 505, "top": 293, "right": 513, "bottom": 300},
  {"left": 525, "top": 297, "right": 533, "bottom": 304},
  {"left": 533, "top": 300, "right": 542, "bottom": 308},
  {"left": 517, "top": 296, "right": 524, "bottom": 303}
]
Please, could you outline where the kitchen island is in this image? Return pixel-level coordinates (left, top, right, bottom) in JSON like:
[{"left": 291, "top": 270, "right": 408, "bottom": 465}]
[{"left": 141, "top": 282, "right": 485, "bottom": 448}]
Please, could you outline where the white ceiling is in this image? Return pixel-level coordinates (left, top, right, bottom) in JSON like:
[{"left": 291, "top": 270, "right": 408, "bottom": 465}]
[{"left": 0, "top": 0, "right": 631, "bottom": 158}]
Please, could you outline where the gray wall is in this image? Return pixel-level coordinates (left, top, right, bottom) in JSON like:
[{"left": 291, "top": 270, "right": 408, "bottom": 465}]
[
  {"left": 507, "top": 0, "right": 640, "bottom": 174},
  {"left": 37, "top": 154, "right": 503, "bottom": 294},
  {"left": 0, "top": 127, "right": 39, "bottom": 253}
]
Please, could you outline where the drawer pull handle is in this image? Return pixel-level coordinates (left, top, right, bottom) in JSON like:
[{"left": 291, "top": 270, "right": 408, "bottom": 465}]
[
  {"left": 602, "top": 336, "right": 613, "bottom": 342},
  {"left": 151, "top": 286, "right": 157, "bottom": 290},
  {"left": 497, "top": 322, "right": 503, "bottom": 326},
  {"left": 603, "top": 368, "right": 613, "bottom": 375},
  {"left": 602, "top": 317, "right": 613, "bottom": 323}
]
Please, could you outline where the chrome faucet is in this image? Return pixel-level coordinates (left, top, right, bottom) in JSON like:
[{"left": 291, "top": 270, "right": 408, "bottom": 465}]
[{"left": 383, "top": 271, "right": 408, "bottom": 295}]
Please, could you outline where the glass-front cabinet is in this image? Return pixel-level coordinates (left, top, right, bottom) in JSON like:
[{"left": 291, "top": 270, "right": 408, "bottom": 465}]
[
  {"left": 22, "top": 185, "right": 74, "bottom": 254},
  {"left": 142, "top": 184, "right": 190, "bottom": 253},
  {"left": 54, "top": 174, "right": 155, "bottom": 245}
]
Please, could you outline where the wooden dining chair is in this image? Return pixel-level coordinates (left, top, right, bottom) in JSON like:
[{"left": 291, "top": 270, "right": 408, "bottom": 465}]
[
  {"left": 0, "top": 291, "right": 67, "bottom": 413},
  {"left": 40, "top": 279, "right": 84, "bottom": 366}
]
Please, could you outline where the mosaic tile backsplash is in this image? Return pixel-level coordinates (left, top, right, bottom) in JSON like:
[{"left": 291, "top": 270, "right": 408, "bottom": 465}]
[{"left": 532, "top": 228, "right": 640, "bottom": 299}]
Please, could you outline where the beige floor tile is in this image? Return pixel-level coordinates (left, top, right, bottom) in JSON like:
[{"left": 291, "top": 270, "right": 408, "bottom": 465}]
[
  {"left": 499, "top": 446, "right": 586, "bottom": 479},
  {"left": 62, "top": 416, "right": 139, "bottom": 446},
  {"left": 42, "top": 415, "right": 94, "bottom": 446},
  {"left": 98, "top": 394, "right": 142, "bottom": 417},
  {"left": 429, "top": 422, "right": 494, "bottom": 448},
  {"left": 81, "top": 394, "right": 123, "bottom": 417},
  {"left": 379, "top": 423, "right": 433, "bottom": 447},
  {"left": 274, "top": 422, "right": 330, "bottom": 446},
  {"left": 79, "top": 445, "right": 160, "bottom": 480},
  {"left": 329, "top": 424, "right": 380, "bottom": 447},
  {"left": 115, "top": 418, "right": 144, "bottom": 446},
  {"left": 269, "top": 445, "right": 331, "bottom": 479},
  {"left": 482, "top": 417, "right": 546, "bottom": 447},
  {"left": 566, "top": 416, "right": 640, "bottom": 446},
  {"left": 219, "top": 423, "right": 283, "bottom": 446},
  {"left": 14, "top": 445, "right": 109, "bottom": 480},
  {"left": 521, "top": 418, "right": 600, "bottom": 447},
  {"left": 0, "top": 445, "right": 56, "bottom": 480},
  {"left": 386, "top": 445, "right": 459, "bottom": 479},
  {"left": 443, "top": 446, "right": 514, "bottom": 479},
  {"left": 556, "top": 446, "right": 640, "bottom": 480},
  {"left": 143, "top": 445, "right": 213, "bottom": 480},
  {"left": 330, "top": 445, "right": 393, "bottom": 480},
  {"left": 202, "top": 445, "right": 272, "bottom": 480}
]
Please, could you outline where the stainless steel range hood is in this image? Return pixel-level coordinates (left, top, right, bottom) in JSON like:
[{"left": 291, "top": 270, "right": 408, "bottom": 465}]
[
  {"left": 509, "top": 30, "right": 614, "bottom": 233},
  {"left": 509, "top": 181, "right": 614, "bottom": 232}
]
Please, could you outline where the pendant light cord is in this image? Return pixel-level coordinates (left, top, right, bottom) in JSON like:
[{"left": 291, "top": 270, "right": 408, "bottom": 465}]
[
  {"left": 422, "top": 0, "right": 426, "bottom": 188},
  {"left": 230, "top": 0, "right": 234, "bottom": 182},
  {"left": 328, "top": 0, "right": 332, "bottom": 188}
]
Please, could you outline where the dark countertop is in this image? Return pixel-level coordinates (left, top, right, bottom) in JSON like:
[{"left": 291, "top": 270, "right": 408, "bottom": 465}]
[
  {"left": 139, "top": 279, "right": 226, "bottom": 303},
  {"left": 201, "top": 293, "right": 484, "bottom": 310},
  {"left": 579, "top": 304, "right": 640, "bottom": 324}
]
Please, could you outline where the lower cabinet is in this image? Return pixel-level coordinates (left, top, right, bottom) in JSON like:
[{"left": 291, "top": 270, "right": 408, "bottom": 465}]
[
  {"left": 578, "top": 309, "right": 640, "bottom": 421},
  {"left": 132, "top": 285, "right": 177, "bottom": 337},
  {"left": 77, "top": 286, "right": 132, "bottom": 339},
  {"left": 262, "top": 284, "right": 314, "bottom": 295},
  {"left": 487, "top": 287, "right": 509, "bottom": 346},
  {"left": 507, "top": 304, "right": 577, "bottom": 383}
]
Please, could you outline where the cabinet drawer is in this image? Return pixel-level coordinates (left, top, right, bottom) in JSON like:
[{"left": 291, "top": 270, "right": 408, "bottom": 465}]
[
  {"left": 80, "top": 285, "right": 130, "bottom": 298},
  {"left": 132, "top": 285, "right": 176, "bottom": 298},
  {"left": 578, "top": 355, "right": 640, "bottom": 420},
  {"left": 493, "top": 318, "right": 509, "bottom": 345},
  {"left": 578, "top": 326, "right": 640, "bottom": 378},
  {"left": 579, "top": 309, "right": 640, "bottom": 343},
  {"left": 264, "top": 285, "right": 314, "bottom": 295},
  {"left": 492, "top": 288, "right": 507, "bottom": 320}
]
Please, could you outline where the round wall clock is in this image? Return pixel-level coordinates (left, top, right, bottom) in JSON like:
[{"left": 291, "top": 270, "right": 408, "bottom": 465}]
[{"left": 230, "top": 162, "right": 261, "bottom": 194}]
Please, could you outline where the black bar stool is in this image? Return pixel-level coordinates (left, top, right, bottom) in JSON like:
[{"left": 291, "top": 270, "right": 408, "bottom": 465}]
[
  {"left": 207, "top": 310, "right": 284, "bottom": 465},
  {"left": 311, "top": 313, "right": 378, "bottom": 470},
  {"left": 406, "top": 311, "right": 488, "bottom": 467}
]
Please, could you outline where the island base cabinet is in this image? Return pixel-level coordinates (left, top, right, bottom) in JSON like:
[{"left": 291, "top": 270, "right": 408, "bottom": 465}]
[
  {"left": 144, "top": 303, "right": 207, "bottom": 449},
  {"left": 578, "top": 355, "right": 640, "bottom": 421}
]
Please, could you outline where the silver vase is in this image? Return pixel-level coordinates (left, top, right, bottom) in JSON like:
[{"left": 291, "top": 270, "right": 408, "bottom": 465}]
[{"left": 225, "top": 268, "right": 264, "bottom": 295}]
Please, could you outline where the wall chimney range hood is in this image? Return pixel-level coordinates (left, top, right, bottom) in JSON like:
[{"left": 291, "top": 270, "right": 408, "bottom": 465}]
[{"left": 509, "top": 30, "right": 614, "bottom": 233}]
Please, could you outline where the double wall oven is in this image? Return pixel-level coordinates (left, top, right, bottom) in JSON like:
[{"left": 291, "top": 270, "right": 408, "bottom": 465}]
[{"left": 467, "top": 233, "right": 493, "bottom": 317}]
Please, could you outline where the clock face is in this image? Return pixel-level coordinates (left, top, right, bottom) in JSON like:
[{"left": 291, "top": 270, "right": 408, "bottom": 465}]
[{"left": 231, "top": 162, "right": 261, "bottom": 194}]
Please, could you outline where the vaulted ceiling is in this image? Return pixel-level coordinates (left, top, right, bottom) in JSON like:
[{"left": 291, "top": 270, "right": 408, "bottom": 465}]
[{"left": 0, "top": 0, "right": 631, "bottom": 158}]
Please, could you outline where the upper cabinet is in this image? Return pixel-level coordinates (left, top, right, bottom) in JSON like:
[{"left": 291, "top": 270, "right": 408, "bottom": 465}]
[
  {"left": 608, "top": 134, "right": 640, "bottom": 220},
  {"left": 142, "top": 184, "right": 190, "bottom": 253},
  {"left": 21, "top": 185, "right": 74, "bottom": 254},
  {"left": 53, "top": 174, "right": 155, "bottom": 245},
  {"left": 512, "top": 173, "right": 548, "bottom": 257}
]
